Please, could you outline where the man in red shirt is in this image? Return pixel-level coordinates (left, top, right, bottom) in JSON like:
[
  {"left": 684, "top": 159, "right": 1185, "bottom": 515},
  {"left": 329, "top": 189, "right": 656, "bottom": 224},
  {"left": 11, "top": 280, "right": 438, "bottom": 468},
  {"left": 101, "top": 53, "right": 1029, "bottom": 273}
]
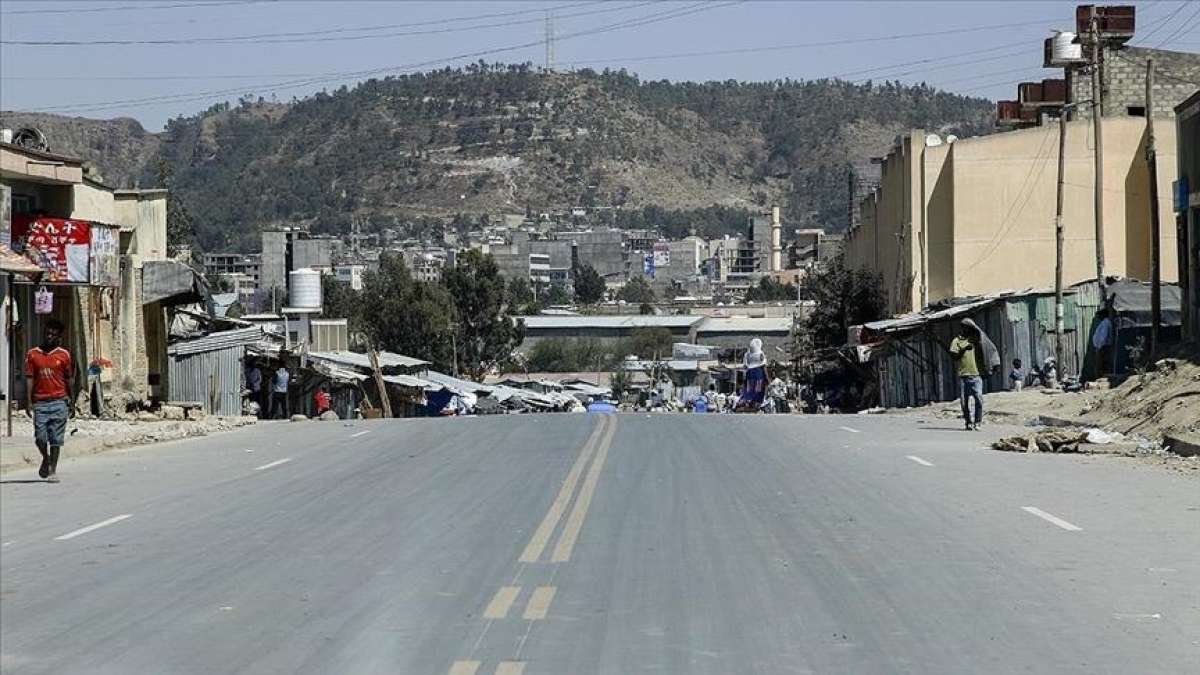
[{"left": 25, "top": 320, "right": 73, "bottom": 483}]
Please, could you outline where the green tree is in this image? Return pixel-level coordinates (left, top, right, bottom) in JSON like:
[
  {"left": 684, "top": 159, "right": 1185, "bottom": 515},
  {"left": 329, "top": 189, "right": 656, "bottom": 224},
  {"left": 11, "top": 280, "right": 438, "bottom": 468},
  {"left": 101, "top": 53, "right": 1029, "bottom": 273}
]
[
  {"left": 358, "top": 253, "right": 456, "bottom": 367},
  {"left": 609, "top": 370, "right": 632, "bottom": 401},
  {"left": 622, "top": 327, "right": 673, "bottom": 359},
  {"left": 745, "top": 277, "right": 796, "bottom": 303},
  {"left": 617, "top": 277, "right": 655, "bottom": 305},
  {"left": 573, "top": 264, "right": 606, "bottom": 305},
  {"left": 442, "top": 249, "right": 525, "bottom": 380},
  {"left": 800, "top": 257, "right": 885, "bottom": 349},
  {"left": 321, "top": 274, "right": 359, "bottom": 321},
  {"left": 508, "top": 276, "right": 534, "bottom": 308},
  {"left": 545, "top": 283, "right": 572, "bottom": 306}
]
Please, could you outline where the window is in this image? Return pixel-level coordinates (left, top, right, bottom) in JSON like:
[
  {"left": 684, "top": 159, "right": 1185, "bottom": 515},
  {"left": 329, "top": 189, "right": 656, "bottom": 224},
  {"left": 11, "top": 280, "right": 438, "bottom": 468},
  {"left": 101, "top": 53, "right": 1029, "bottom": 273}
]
[{"left": 1127, "top": 106, "right": 1145, "bottom": 117}]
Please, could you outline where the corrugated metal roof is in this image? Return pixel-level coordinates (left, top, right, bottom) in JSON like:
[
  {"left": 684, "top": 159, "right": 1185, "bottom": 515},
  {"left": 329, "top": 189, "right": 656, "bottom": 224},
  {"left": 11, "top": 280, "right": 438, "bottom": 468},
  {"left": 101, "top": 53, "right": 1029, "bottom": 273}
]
[
  {"left": 308, "top": 350, "right": 429, "bottom": 371},
  {"left": 521, "top": 315, "right": 704, "bottom": 330},
  {"left": 421, "top": 370, "right": 494, "bottom": 395},
  {"left": 168, "top": 326, "right": 263, "bottom": 356},
  {"left": 695, "top": 317, "right": 792, "bottom": 334},
  {"left": 382, "top": 373, "right": 438, "bottom": 389}
]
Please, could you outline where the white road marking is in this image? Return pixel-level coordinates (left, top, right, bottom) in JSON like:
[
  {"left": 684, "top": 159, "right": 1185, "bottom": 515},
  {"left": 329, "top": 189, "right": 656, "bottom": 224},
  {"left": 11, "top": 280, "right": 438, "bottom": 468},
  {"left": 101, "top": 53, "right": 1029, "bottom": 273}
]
[
  {"left": 839, "top": 426, "right": 861, "bottom": 433},
  {"left": 1, "top": 541, "right": 12, "bottom": 547},
  {"left": 483, "top": 586, "right": 521, "bottom": 619},
  {"left": 495, "top": 662, "right": 526, "bottom": 675},
  {"left": 1112, "top": 612, "right": 1161, "bottom": 621},
  {"left": 350, "top": 430, "right": 372, "bottom": 438},
  {"left": 253, "top": 458, "right": 293, "bottom": 471},
  {"left": 55, "top": 514, "right": 132, "bottom": 541},
  {"left": 1021, "top": 506, "right": 1082, "bottom": 531},
  {"left": 448, "top": 661, "right": 481, "bottom": 675},
  {"left": 906, "top": 455, "right": 934, "bottom": 467}
]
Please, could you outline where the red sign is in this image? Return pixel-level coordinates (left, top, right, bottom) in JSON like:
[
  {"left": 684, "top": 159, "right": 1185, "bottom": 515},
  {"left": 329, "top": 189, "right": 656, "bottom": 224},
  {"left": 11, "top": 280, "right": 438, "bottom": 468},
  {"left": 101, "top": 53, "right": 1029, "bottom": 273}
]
[{"left": 11, "top": 215, "right": 92, "bottom": 282}]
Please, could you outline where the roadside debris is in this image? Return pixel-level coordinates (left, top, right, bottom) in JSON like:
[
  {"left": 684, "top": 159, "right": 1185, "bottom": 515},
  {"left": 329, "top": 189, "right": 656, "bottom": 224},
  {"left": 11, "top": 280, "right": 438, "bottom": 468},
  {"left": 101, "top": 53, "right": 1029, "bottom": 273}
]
[{"left": 993, "top": 430, "right": 1090, "bottom": 453}]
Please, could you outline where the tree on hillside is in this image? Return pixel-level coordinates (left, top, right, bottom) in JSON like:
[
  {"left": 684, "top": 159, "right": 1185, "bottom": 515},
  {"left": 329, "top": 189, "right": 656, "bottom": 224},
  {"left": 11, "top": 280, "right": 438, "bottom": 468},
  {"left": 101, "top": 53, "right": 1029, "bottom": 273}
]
[
  {"left": 745, "top": 277, "right": 796, "bottom": 303},
  {"left": 617, "top": 277, "right": 655, "bottom": 305},
  {"left": 799, "top": 258, "right": 885, "bottom": 349},
  {"left": 573, "top": 264, "right": 606, "bottom": 305},
  {"left": 442, "top": 249, "right": 525, "bottom": 380},
  {"left": 358, "top": 253, "right": 456, "bottom": 367},
  {"left": 156, "top": 159, "right": 195, "bottom": 256}
]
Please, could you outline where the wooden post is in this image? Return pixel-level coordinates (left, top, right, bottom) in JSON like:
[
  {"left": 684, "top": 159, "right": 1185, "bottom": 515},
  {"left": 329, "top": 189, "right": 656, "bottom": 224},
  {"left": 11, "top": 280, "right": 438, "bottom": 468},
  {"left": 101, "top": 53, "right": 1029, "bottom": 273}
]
[
  {"left": 1090, "top": 18, "right": 1107, "bottom": 298},
  {"left": 1054, "top": 107, "right": 1069, "bottom": 374},
  {"left": 367, "top": 345, "right": 392, "bottom": 418},
  {"left": 1145, "top": 59, "right": 1162, "bottom": 358}
]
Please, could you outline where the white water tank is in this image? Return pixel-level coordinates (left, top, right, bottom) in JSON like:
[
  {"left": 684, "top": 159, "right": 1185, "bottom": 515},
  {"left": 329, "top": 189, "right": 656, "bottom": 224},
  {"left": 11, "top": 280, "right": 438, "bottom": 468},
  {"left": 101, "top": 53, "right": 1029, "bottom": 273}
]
[
  {"left": 289, "top": 268, "right": 322, "bottom": 309},
  {"left": 1050, "top": 31, "right": 1084, "bottom": 65}
]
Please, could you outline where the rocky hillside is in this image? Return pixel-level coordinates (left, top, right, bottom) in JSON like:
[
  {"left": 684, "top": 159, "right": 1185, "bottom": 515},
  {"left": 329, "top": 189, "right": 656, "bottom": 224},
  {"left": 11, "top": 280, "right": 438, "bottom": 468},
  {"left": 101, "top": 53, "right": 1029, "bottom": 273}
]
[
  {"left": 3, "top": 65, "right": 994, "bottom": 251},
  {"left": 0, "top": 112, "right": 161, "bottom": 188}
]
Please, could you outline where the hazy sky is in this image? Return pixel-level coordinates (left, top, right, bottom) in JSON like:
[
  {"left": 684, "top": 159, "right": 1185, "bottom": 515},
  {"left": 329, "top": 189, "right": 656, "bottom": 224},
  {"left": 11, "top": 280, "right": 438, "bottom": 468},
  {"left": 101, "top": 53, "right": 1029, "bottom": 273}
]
[{"left": 1, "top": 0, "right": 1195, "bottom": 130}]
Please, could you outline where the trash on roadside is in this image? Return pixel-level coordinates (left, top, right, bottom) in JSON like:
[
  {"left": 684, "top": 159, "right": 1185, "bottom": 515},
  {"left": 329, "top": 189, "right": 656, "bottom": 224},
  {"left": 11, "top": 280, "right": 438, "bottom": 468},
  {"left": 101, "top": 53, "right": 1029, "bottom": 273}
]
[
  {"left": 1085, "top": 428, "right": 1120, "bottom": 445},
  {"left": 992, "top": 430, "right": 1088, "bottom": 453}
]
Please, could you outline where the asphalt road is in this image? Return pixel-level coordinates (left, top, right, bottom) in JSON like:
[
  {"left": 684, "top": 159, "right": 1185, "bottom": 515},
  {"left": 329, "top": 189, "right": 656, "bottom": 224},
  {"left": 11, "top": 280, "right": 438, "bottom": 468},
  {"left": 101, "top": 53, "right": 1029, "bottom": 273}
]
[{"left": 1, "top": 413, "right": 1198, "bottom": 674}]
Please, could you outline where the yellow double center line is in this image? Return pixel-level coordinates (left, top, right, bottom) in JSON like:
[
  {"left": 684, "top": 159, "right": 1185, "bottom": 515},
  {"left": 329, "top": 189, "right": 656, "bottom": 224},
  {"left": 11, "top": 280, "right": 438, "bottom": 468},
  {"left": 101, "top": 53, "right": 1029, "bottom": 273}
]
[{"left": 518, "top": 414, "right": 617, "bottom": 564}]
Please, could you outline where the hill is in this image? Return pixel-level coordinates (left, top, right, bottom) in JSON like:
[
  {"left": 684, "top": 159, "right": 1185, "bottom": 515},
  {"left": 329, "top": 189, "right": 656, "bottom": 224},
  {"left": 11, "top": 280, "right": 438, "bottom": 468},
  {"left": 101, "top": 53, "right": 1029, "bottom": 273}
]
[{"left": 3, "top": 65, "right": 993, "bottom": 251}]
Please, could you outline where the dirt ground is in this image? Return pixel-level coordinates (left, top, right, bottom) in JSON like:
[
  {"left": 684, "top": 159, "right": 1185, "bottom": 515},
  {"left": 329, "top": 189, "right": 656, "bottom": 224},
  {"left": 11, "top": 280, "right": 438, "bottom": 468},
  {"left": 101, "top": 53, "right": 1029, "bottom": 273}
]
[{"left": 896, "top": 356, "right": 1200, "bottom": 475}]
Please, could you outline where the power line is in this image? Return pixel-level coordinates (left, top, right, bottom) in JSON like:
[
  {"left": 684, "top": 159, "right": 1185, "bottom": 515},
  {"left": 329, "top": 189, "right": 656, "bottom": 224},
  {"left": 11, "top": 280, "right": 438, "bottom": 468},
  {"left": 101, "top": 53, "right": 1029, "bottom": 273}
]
[
  {"left": 19, "top": 1, "right": 738, "bottom": 114},
  {"left": 0, "top": 0, "right": 265, "bottom": 15},
  {"left": 1132, "top": 0, "right": 1190, "bottom": 44},
  {"left": 560, "top": 17, "right": 1061, "bottom": 68},
  {"left": 1, "top": 1, "right": 646, "bottom": 46},
  {"left": 1153, "top": 3, "right": 1200, "bottom": 48},
  {"left": 0, "top": 36, "right": 1033, "bottom": 84}
]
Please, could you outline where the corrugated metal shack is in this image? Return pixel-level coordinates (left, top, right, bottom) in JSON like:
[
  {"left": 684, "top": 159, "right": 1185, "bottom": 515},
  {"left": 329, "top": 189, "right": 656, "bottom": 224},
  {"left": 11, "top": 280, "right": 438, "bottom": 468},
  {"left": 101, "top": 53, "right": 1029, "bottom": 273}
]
[
  {"left": 858, "top": 282, "right": 1105, "bottom": 409},
  {"left": 167, "top": 326, "right": 263, "bottom": 415}
]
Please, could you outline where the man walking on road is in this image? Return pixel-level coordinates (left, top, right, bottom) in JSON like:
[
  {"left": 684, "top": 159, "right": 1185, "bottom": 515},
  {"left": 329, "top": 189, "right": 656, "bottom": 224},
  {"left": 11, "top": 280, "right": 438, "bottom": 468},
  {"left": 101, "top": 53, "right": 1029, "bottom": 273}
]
[
  {"left": 24, "top": 320, "right": 74, "bottom": 482},
  {"left": 949, "top": 318, "right": 998, "bottom": 431}
]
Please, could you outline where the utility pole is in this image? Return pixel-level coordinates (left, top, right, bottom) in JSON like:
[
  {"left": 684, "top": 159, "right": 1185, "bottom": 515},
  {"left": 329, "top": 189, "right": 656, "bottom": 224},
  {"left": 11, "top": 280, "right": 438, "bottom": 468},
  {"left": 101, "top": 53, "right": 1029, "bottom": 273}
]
[
  {"left": 544, "top": 10, "right": 555, "bottom": 71},
  {"left": 847, "top": 167, "right": 855, "bottom": 230},
  {"left": 1145, "top": 58, "right": 1162, "bottom": 357},
  {"left": 1054, "top": 103, "right": 1074, "bottom": 374},
  {"left": 1090, "top": 17, "right": 1107, "bottom": 298}
]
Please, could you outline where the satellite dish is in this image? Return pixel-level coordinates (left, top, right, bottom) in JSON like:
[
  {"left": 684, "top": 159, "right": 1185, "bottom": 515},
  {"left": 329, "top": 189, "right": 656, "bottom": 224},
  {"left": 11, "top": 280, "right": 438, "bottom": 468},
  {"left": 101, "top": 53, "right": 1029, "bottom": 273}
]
[
  {"left": 925, "top": 133, "right": 943, "bottom": 147},
  {"left": 946, "top": 134, "right": 959, "bottom": 144},
  {"left": 12, "top": 127, "right": 49, "bottom": 152}
]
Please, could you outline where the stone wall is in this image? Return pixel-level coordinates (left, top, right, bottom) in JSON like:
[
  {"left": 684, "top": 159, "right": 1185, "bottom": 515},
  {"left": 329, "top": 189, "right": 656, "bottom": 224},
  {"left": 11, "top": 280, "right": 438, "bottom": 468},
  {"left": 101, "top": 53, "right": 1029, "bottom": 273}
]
[{"left": 1069, "top": 46, "right": 1200, "bottom": 119}]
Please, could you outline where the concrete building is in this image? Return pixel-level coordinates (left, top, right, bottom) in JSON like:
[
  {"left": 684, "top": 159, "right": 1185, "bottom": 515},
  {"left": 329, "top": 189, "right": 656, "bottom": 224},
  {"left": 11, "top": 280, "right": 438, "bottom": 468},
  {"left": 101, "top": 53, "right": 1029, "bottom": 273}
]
[
  {"left": 2, "top": 141, "right": 173, "bottom": 414},
  {"left": 260, "top": 228, "right": 337, "bottom": 300},
  {"left": 844, "top": 117, "right": 1180, "bottom": 315},
  {"left": 1176, "top": 89, "right": 1200, "bottom": 341},
  {"left": 334, "top": 264, "right": 365, "bottom": 291},
  {"left": 1066, "top": 46, "right": 1200, "bottom": 121},
  {"left": 566, "top": 228, "right": 625, "bottom": 280},
  {"left": 204, "top": 252, "right": 261, "bottom": 286}
]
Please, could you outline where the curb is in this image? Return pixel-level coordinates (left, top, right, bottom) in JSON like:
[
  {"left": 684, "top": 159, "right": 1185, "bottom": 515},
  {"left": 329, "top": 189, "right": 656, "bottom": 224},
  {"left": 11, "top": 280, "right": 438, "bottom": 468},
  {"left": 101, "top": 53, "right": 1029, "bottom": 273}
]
[{"left": 0, "top": 418, "right": 257, "bottom": 474}]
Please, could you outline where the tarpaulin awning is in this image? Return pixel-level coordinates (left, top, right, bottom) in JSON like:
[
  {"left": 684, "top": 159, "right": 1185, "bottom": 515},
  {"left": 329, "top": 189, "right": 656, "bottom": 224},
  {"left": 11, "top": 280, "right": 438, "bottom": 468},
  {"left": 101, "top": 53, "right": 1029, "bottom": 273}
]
[
  {"left": 1106, "top": 279, "right": 1182, "bottom": 328},
  {"left": 0, "top": 244, "right": 43, "bottom": 278},
  {"left": 143, "top": 259, "right": 206, "bottom": 306}
]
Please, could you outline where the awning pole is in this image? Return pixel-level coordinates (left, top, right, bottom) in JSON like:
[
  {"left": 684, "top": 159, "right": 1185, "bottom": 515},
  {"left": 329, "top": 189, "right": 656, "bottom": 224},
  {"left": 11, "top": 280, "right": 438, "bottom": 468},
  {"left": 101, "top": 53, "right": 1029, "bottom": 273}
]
[{"left": 5, "top": 273, "right": 13, "bottom": 438}]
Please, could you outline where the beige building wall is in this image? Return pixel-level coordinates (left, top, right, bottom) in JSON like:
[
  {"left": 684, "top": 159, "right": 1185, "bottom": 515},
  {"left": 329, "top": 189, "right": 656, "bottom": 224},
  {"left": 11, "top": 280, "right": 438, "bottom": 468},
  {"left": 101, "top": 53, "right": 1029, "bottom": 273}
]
[
  {"left": 847, "top": 118, "right": 1179, "bottom": 315},
  {"left": 70, "top": 181, "right": 115, "bottom": 222},
  {"left": 114, "top": 190, "right": 168, "bottom": 265}
]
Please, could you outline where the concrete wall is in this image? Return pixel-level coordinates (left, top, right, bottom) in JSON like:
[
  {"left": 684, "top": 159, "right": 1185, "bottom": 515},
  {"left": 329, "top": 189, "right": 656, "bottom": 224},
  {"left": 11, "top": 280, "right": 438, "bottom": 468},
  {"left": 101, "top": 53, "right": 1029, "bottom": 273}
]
[
  {"left": 71, "top": 182, "right": 114, "bottom": 223},
  {"left": 848, "top": 118, "right": 1180, "bottom": 314},
  {"left": 113, "top": 192, "right": 167, "bottom": 264},
  {"left": 1177, "top": 92, "right": 1200, "bottom": 342}
]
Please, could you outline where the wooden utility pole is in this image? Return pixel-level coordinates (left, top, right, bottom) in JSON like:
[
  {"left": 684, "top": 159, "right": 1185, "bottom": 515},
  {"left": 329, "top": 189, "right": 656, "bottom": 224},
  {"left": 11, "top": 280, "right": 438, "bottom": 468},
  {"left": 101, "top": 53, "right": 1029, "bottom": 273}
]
[
  {"left": 367, "top": 345, "right": 392, "bottom": 418},
  {"left": 1054, "top": 105, "right": 1071, "bottom": 373},
  {"left": 1145, "top": 58, "right": 1162, "bottom": 357},
  {"left": 1090, "top": 18, "right": 1107, "bottom": 297}
]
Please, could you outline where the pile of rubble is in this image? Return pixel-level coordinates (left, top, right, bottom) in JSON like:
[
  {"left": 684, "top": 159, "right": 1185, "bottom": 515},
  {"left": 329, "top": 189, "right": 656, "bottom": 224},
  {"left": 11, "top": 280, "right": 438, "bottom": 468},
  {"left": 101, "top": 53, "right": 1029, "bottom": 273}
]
[{"left": 992, "top": 428, "right": 1127, "bottom": 454}]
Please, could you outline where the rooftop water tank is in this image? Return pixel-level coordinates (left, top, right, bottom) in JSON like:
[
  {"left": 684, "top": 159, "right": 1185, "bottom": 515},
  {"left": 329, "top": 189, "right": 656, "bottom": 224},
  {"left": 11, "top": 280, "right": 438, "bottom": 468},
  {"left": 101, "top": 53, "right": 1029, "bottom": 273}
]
[
  {"left": 289, "top": 268, "right": 322, "bottom": 309},
  {"left": 1049, "top": 31, "right": 1084, "bottom": 66}
]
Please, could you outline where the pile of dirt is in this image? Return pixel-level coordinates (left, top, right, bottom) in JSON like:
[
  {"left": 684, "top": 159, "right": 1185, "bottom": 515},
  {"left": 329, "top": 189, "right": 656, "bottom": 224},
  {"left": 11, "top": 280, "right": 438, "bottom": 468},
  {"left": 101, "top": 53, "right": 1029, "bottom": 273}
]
[
  {"left": 903, "top": 355, "right": 1200, "bottom": 446},
  {"left": 1074, "top": 357, "right": 1200, "bottom": 441}
]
